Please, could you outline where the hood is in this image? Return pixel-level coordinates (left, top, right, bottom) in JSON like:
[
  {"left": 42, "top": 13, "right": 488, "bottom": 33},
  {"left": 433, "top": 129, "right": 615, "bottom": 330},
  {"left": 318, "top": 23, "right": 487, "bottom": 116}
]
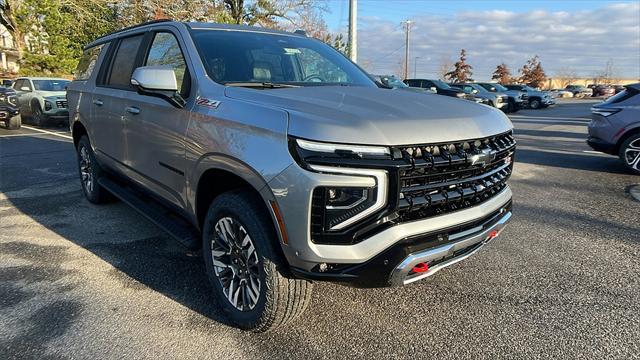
[
  {"left": 39, "top": 91, "right": 66, "bottom": 98},
  {"left": 224, "top": 86, "right": 513, "bottom": 146}
]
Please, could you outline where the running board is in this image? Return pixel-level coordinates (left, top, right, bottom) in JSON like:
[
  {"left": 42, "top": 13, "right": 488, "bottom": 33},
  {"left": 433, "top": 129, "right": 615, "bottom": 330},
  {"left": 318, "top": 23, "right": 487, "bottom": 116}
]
[{"left": 98, "top": 177, "right": 200, "bottom": 250}]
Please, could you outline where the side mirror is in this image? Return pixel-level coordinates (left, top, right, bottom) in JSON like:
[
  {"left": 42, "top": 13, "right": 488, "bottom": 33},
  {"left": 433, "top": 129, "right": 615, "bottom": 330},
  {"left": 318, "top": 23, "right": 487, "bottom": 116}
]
[
  {"left": 430, "top": 87, "right": 437, "bottom": 92},
  {"left": 472, "top": 89, "right": 478, "bottom": 94},
  {"left": 20, "top": 86, "right": 31, "bottom": 92},
  {"left": 131, "top": 66, "right": 184, "bottom": 108}
]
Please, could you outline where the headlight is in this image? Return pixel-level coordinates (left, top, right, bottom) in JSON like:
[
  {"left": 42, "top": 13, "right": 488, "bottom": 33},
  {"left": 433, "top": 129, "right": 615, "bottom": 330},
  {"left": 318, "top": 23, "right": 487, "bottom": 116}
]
[
  {"left": 296, "top": 138, "right": 390, "bottom": 157},
  {"left": 308, "top": 165, "right": 388, "bottom": 235},
  {"left": 44, "top": 100, "right": 53, "bottom": 111},
  {"left": 289, "top": 138, "right": 391, "bottom": 242}
]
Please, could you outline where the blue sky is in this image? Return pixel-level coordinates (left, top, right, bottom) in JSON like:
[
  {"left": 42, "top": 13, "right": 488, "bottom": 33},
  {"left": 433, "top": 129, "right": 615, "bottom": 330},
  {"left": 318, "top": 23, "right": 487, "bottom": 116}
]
[{"left": 322, "top": 0, "right": 640, "bottom": 80}]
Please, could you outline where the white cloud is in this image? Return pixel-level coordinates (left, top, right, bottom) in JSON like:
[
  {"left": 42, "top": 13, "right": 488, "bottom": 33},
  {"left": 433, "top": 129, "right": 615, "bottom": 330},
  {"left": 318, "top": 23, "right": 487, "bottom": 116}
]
[{"left": 357, "top": 2, "right": 640, "bottom": 80}]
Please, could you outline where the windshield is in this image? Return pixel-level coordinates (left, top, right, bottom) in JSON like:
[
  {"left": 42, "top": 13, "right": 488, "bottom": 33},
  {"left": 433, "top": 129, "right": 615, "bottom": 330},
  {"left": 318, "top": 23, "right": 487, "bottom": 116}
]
[
  {"left": 191, "top": 29, "right": 376, "bottom": 87},
  {"left": 429, "top": 79, "right": 450, "bottom": 89},
  {"left": 32, "top": 79, "right": 70, "bottom": 91},
  {"left": 382, "top": 76, "right": 408, "bottom": 88},
  {"left": 479, "top": 83, "right": 505, "bottom": 92}
]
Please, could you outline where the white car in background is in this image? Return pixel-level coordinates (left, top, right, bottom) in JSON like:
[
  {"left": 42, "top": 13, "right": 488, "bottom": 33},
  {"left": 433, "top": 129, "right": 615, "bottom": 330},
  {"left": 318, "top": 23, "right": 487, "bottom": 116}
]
[{"left": 550, "top": 89, "right": 574, "bottom": 98}]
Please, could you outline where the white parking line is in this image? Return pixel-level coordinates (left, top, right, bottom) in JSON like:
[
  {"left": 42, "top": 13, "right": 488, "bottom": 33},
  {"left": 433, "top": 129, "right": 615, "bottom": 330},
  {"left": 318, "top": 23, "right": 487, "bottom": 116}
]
[
  {"left": 509, "top": 115, "right": 591, "bottom": 121},
  {"left": 0, "top": 132, "right": 59, "bottom": 138},
  {"left": 20, "top": 125, "right": 73, "bottom": 141}
]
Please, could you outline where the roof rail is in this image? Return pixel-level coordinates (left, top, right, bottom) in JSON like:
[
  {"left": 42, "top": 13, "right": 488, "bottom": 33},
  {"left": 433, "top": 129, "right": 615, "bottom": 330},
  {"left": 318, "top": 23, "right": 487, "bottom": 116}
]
[
  {"left": 88, "top": 19, "right": 174, "bottom": 46},
  {"left": 293, "top": 29, "right": 307, "bottom": 36}
]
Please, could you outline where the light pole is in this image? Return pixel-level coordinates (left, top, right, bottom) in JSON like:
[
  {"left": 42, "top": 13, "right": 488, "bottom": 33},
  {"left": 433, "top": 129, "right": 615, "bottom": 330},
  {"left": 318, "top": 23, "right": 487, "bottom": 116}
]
[
  {"left": 348, "top": 0, "right": 357, "bottom": 62},
  {"left": 413, "top": 56, "right": 421, "bottom": 78}
]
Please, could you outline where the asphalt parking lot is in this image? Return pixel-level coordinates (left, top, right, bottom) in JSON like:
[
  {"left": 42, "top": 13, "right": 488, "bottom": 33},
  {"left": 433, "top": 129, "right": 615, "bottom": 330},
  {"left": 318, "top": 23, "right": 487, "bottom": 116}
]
[{"left": 1, "top": 99, "right": 639, "bottom": 359}]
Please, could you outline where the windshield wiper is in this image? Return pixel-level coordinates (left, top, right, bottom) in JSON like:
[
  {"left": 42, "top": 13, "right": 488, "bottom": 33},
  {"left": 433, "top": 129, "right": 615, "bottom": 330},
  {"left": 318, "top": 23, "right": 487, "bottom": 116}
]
[{"left": 224, "top": 82, "right": 300, "bottom": 89}]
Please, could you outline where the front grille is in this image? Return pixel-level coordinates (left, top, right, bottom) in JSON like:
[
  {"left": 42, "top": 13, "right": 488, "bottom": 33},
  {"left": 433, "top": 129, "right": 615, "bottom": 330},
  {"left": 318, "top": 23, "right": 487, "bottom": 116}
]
[
  {"left": 397, "top": 131, "right": 515, "bottom": 222},
  {"left": 56, "top": 100, "right": 67, "bottom": 108}
]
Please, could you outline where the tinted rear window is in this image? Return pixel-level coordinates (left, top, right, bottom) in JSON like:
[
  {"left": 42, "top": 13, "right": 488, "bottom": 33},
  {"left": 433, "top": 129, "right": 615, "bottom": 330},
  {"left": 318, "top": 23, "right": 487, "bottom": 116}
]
[
  {"left": 107, "top": 35, "right": 144, "bottom": 88},
  {"left": 74, "top": 44, "right": 104, "bottom": 81}
]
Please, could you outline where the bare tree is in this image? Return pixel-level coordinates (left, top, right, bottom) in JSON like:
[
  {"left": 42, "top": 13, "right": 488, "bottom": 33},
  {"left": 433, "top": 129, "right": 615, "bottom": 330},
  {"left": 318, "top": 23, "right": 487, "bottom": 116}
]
[
  {"left": 593, "top": 60, "right": 618, "bottom": 85},
  {"left": 438, "top": 55, "right": 453, "bottom": 81},
  {"left": 554, "top": 67, "right": 578, "bottom": 88}
]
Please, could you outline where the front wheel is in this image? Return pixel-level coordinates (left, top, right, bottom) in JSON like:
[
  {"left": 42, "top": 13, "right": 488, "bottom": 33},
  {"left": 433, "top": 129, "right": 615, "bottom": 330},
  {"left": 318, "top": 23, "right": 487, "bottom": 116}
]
[
  {"left": 31, "top": 103, "right": 46, "bottom": 126},
  {"left": 203, "top": 191, "right": 313, "bottom": 332},
  {"left": 76, "top": 136, "right": 112, "bottom": 203},
  {"left": 529, "top": 98, "right": 541, "bottom": 109},
  {"left": 620, "top": 134, "right": 640, "bottom": 175},
  {"left": 6, "top": 114, "right": 21, "bottom": 130}
]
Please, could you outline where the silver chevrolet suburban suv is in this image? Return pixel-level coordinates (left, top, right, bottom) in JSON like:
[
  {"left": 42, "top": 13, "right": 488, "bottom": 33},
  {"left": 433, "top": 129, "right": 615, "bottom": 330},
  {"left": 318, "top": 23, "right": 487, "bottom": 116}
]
[{"left": 67, "top": 20, "right": 515, "bottom": 332}]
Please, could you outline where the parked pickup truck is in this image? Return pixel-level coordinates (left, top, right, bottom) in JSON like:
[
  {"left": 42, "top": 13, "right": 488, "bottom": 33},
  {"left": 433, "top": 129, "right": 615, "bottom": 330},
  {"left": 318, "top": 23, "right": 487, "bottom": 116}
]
[
  {"left": 0, "top": 86, "right": 21, "bottom": 129},
  {"left": 505, "top": 84, "right": 555, "bottom": 109},
  {"left": 68, "top": 20, "right": 515, "bottom": 332}
]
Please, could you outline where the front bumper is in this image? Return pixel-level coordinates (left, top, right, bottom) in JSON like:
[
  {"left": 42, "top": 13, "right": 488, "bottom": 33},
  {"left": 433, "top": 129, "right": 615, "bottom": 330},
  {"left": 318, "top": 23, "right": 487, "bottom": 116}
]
[
  {"left": 587, "top": 136, "right": 616, "bottom": 155},
  {"left": 292, "top": 200, "right": 512, "bottom": 287},
  {"left": 0, "top": 106, "right": 19, "bottom": 119},
  {"left": 542, "top": 97, "right": 555, "bottom": 105},
  {"left": 44, "top": 108, "right": 69, "bottom": 119}
]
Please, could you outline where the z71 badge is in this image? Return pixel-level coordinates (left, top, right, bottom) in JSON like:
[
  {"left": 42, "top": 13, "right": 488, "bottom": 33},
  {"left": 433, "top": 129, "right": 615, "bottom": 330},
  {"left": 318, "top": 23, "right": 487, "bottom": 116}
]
[{"left": 196, "top": 97, "right": 221, "bottom": 109}]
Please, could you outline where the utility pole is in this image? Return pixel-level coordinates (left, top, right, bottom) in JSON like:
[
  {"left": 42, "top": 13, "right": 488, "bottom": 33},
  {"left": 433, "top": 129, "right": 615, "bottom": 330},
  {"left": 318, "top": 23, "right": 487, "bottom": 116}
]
[
  {"left": 402, "top": 20, "right": 413, "bottom": 79},
  {"left": 348, "top": 0, "right": 357, "bottom": 62}
]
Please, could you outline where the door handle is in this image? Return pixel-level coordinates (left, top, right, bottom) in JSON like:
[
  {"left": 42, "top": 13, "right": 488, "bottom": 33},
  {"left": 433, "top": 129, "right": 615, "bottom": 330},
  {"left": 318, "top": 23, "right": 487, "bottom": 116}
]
[
  {"left": 92, "top": 99, "right": 103, "bottom": 106},
  {"left": 125, "top": 106, "right": 140, "bottom": 115}
]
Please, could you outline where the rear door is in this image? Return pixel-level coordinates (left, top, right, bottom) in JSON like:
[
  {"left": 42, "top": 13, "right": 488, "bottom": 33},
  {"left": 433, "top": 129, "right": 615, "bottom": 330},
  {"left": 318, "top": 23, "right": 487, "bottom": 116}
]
[
  {"left": 90, "top": 34, "right": 145, "bottom": 169},
  {"left": 121, "top": 30, "right": 193, "bottom": 209}
]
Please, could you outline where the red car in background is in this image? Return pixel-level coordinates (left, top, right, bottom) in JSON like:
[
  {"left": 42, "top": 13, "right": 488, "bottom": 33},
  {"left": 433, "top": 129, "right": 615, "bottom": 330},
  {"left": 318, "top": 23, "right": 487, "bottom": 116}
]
[{"left": 593, "top": 85, "right": 616, "bottom": 97}]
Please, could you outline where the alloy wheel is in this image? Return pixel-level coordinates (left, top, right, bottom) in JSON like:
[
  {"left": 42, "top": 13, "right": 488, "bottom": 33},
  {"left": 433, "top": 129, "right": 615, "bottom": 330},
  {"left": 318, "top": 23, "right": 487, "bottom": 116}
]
[
  {"left": 211, "top": 216, "right": 261, "bottom": 311},
  {"left": 624, "top": 138, "right": 640, "bottom": 171},
  {"left": 79, "top": 146, "right": 94, "bottom": 194}
]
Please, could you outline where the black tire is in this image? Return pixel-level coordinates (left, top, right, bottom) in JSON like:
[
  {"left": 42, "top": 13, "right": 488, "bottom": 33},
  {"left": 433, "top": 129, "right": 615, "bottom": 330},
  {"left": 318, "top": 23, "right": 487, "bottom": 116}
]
[
  {"left": 6, "top": 114, "right": 21, "bottom": 130},
  {"left": 529, "top": 98, "right": 541, "bottom": 109},
  {"left": 31, "top": 103, "right": 46, "bottom": 126},
  {"left": 76, "top": 135, "right": 112, "bottom": 203},
  {"left": 202, "top": 191, "right": 313, "bottom": 332},
  {"left": 619, "top": 133, "right": 640, "bottom": 175}
]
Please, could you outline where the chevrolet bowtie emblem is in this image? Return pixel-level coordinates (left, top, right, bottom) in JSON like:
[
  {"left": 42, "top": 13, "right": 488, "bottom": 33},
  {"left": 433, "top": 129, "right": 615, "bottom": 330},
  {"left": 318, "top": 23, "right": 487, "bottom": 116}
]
[{"left": 470, "top": 148, "right": 496, "bottom": 166}]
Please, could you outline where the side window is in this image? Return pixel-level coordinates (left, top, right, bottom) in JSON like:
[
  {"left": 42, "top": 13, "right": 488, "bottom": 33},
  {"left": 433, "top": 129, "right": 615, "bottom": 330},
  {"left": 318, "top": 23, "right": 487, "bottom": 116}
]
[
  {"left": 75, "top": 44, "right": 104, "bottom": 81},
  {"left": 16, "top": 79, "right": 32, "bottom": 91},
  {"left": 145, "top": 32, "right": 189, "bottom": 96},
  {"left": 106, "top": 34, "right": 144, "bottom": 88},
  {"left": 297, "top": 48, "right": 348, "bottom": 83}
]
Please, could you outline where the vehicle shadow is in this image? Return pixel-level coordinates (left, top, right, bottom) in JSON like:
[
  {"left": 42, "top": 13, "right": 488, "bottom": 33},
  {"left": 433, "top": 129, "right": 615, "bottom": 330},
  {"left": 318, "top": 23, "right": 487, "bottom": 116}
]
[{"left": 0, "top": 135, "right": 233, "bottom": 328}]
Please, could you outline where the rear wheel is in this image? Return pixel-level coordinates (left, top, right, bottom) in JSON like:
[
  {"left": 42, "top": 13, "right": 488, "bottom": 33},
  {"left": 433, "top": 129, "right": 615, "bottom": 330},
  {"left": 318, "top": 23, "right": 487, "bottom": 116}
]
[
  {"left": 203, "top": 191, "right": 313, "bottom": 332},
  {"left": 6, "top": 114, "right": 20, "bottom": 130},
  {"left": 620, "top": 134, "right": 640, "bottom": 175}
]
